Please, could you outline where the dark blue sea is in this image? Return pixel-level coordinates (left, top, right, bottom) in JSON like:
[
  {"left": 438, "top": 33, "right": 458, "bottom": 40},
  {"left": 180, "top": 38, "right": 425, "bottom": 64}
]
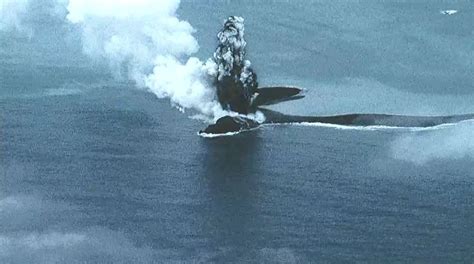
[{"left": 1, "top": 1, "right": 473, "bottom": 263}]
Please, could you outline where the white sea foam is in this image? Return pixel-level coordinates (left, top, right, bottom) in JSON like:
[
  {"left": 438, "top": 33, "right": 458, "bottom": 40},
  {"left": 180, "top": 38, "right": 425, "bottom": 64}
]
[
  {"left": 440, "top": 10, "right": 458, "bottom": 15},
  {"left": 198, "top": 125, "right": 262, "bottom": 138},
  {"left": 198, "top": 131, "right": 244, "bottom": 138},
  {"left": 273, "top": 120, "right": 462, "bottom": 132}
]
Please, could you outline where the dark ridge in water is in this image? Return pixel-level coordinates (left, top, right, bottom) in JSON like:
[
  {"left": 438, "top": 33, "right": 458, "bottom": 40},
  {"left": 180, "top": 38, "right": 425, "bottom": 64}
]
[{"left": 261, "top": 108, "right": 474, "bottom": 127}]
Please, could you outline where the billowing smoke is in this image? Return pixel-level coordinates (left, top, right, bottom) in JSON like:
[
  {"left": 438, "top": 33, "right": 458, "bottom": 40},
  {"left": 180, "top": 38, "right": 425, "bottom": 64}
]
[
  {"left": 391, "top": 121, "right": 474, "bottom": 165},
  {"left": 66, "top": 0, "right": 224, "bottom": 118},
  {"left": 1, "top": 0, "right": 261, "bottom": 120},
  {"left": 213, "top": 16, "right": 258, "bottom": 114},
  {"left": 66, "top": 0, "right": 193, "bottom": 82}
]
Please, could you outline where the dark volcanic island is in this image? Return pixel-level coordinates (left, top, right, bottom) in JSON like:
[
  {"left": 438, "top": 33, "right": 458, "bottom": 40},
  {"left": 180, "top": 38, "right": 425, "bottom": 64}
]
[{"left": 200, "top": 16, "right": 474, "bottom": 135}]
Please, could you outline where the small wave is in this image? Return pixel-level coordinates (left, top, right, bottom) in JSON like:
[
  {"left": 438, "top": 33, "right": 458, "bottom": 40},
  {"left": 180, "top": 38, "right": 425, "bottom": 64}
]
[{"left": 198, "top": 131, "right": 242, "bottom": 138}]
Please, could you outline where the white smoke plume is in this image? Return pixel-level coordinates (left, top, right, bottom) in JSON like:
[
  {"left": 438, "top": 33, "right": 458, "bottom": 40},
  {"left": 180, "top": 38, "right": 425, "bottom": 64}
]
[
  {"left": 1, "top": 0, "right": 225, "bottom": 119},
  {"left": 391, "top": 121, "right": 474, "bottom": 165},
  {"left": 66, "top": 0, "right": 223, "bottom": 118}
]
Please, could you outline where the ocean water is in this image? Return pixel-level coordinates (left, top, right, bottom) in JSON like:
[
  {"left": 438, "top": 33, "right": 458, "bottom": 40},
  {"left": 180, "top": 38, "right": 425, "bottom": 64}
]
[{"left": 1, "top": 1, "right": 473, "bottom": 263}]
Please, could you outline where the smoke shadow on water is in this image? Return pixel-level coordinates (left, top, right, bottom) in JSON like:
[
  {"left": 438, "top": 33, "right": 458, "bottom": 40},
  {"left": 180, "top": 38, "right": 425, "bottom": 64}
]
[{"left": 196, "top": 132, "right": 266, "bottom": 260}]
